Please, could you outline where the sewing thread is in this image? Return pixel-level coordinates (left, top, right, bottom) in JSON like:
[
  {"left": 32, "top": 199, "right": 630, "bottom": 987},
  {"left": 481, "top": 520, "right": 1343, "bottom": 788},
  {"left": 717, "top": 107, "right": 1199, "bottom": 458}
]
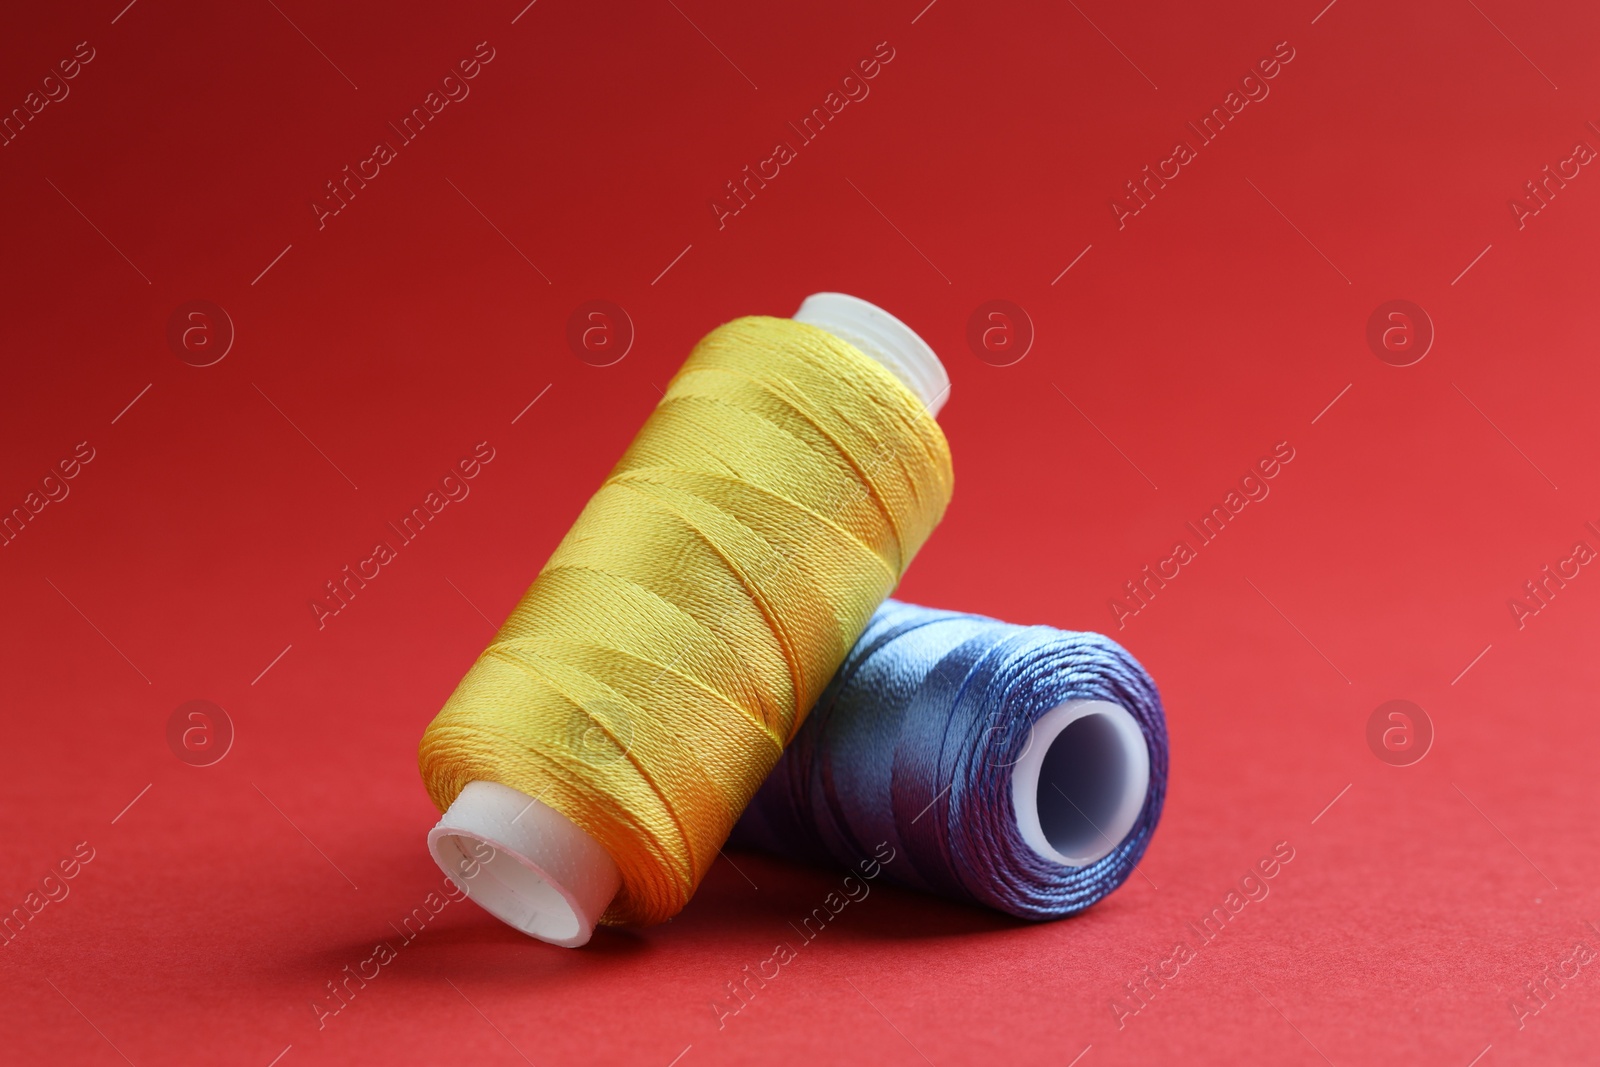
[
  {"left": 419, "top": 316, "right": 953, "bottom": 925},
  {"left": 731, "top": 599, "right": 1167, "bottom": 919}
]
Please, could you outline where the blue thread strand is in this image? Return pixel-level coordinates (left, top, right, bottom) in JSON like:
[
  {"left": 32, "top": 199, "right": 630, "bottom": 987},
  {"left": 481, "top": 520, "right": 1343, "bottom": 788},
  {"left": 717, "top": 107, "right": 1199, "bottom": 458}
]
[{"left": 730, "top": 599, "right": 1168, "bottom": 919}]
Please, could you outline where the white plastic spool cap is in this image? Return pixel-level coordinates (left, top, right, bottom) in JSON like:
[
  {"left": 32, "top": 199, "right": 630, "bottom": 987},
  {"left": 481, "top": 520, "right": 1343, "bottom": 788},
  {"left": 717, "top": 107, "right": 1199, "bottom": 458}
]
[
  {"left": 427, "top": 781, "right": 618, "bottom": 948},
  {"left": 1009, "top": 700, "right": 1151, "bottom": 867},
  {"left": 794, "top": 292, "right": 950, "bottom": 417},
  {"left": 426, "top": 292, "right": 948, "bottom": 947}
]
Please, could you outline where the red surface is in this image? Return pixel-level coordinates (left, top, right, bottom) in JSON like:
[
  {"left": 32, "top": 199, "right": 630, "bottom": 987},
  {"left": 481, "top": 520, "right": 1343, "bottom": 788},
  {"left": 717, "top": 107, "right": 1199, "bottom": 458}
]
[{"left": 3, "top": 0, "right": 1599, "bottom": 1063}]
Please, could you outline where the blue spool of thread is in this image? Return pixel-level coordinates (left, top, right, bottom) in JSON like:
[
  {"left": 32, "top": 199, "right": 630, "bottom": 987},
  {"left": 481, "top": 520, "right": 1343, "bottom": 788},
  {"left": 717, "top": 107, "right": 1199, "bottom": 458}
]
[{"left": 730, "top": 600, "right": 1168, "bottom": 919}]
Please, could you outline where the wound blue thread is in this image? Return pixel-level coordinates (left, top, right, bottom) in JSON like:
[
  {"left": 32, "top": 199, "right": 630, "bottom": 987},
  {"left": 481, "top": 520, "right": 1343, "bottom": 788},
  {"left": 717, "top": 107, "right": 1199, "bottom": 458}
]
[{"left": 730, "top": 599, "right": 1168, "bottom": 919}]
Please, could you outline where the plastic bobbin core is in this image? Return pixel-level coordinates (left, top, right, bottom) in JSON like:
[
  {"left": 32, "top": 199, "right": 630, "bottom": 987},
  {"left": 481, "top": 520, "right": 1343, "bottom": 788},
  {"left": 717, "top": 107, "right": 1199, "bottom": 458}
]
[
  {"left": 1010, "top": 700, "right": 1151, "bottom": 867},
  {"left": 427, "top": 781, "right": 621, "bottom": 948},
  {"left": 426, "top": 292, "right": 950, "bottom": 947}
]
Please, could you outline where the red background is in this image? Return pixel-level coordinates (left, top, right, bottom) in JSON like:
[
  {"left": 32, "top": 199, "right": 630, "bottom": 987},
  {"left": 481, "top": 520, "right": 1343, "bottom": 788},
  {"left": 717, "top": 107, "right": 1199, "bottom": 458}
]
[{"left": 3, "top": 0, "right": 1598, "bottom": 1063}]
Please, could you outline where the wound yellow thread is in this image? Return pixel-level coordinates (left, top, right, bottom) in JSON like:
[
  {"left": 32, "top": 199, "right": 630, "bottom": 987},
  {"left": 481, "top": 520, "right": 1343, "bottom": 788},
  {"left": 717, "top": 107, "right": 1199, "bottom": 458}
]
[{"left": 419, "top": 315, "right": 953, "bottom": 925}]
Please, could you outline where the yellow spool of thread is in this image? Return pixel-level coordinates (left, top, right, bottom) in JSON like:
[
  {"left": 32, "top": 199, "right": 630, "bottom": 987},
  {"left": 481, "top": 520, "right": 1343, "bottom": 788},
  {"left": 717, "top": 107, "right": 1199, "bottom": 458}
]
[{"left": 420, "top": 293, "right": 952, "bottom": 946}]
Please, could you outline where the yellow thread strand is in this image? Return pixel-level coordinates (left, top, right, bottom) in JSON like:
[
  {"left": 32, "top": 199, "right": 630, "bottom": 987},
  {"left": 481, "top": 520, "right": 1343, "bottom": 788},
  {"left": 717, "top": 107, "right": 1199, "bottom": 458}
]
[{"left": 419, "top": 316, "right": 953, "bottom": 925}]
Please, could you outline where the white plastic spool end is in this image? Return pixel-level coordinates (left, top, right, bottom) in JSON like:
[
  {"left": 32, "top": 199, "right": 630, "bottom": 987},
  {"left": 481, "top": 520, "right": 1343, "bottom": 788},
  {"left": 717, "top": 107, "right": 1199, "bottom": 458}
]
[
  {"left": 425, "top": 292, "right": 950, "bottom": 947},
  {"left": 1010, "top": 700, "right": 1151, "bottom": 867},
  {"left": 793, "top": 292, "right": 950, "bottom": 417},
  {"left": 427, "top": 781, "right": 620, "bottom": 948}
]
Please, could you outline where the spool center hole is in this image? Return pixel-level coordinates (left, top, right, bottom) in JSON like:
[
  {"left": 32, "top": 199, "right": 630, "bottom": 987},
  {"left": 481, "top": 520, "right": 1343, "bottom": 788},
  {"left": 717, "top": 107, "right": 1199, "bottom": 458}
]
[{"left": 1034, "top": 713, "right": 1130, "bottom": 861}]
